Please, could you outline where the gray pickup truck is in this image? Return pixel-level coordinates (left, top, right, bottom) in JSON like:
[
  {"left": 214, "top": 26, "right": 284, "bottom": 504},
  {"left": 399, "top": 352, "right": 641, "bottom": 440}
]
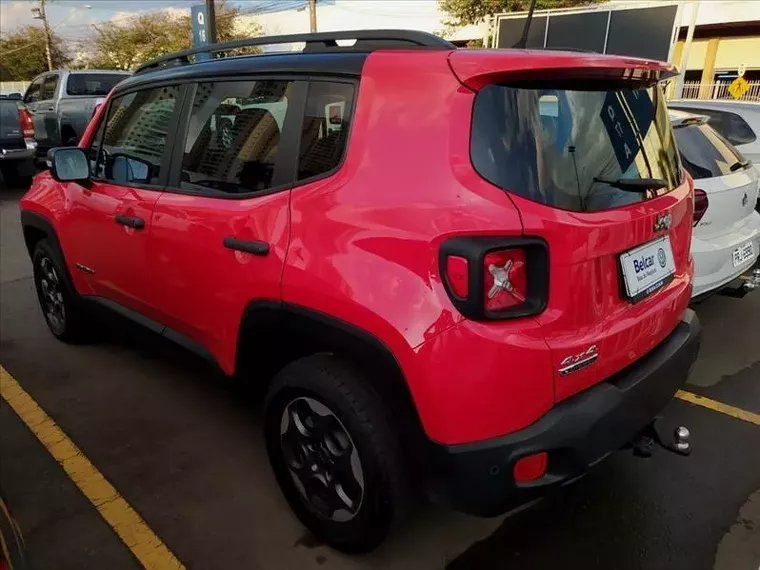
[{"left": 23, "top": 70, "right": 130, "bottom": 153}]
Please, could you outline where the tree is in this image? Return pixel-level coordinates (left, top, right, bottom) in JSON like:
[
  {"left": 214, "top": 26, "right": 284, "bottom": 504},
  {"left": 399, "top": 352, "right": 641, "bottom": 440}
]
[
  {"left": 440, "top": 0, "right": 603, "bottom": 27},
  {"left": 83, "top": 1, "right": 261, "bottom": 71},
  {"left": 0, "top": 25, "right": 70, "bottom": 80}
]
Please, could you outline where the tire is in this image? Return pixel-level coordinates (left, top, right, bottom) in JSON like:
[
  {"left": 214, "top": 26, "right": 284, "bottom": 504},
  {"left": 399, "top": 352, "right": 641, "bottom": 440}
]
[
  {"left": 264, "top": 354, "right": 408, "bottom": 553},
  {"left": 32, "top": 239, "right": 88, "bottom": 343}
]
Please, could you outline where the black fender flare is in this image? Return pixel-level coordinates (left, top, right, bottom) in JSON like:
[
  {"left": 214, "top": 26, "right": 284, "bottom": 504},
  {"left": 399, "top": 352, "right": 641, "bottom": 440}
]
[{"left": 236, "top": 300, "right": 428, "bottom": 448}]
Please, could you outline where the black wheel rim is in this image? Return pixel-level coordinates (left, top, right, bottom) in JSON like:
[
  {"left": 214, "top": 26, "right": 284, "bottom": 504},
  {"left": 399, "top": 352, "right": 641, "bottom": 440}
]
[
  {"left": 37, "top": 256, "right": 66, "bottom": 334},
  {"left": 280, "top": 397, "right": 365, "bottom": 522}
]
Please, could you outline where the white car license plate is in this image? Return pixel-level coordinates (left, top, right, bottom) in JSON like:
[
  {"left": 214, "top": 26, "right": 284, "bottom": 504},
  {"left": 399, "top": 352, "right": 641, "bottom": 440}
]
[
  {"left": 620, "top": 236, "right": 676, "bottom": 302},
  {"left": 732, "top": 241, "right": 755, "bottom": 267}
]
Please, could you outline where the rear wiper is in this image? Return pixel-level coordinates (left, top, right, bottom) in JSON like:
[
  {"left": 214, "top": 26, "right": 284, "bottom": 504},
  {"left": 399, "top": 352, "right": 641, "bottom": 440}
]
[
  {"left": 593, "top": 177, "right": 669, "bottom": 192},
  {"left": 729, "top": 159, "right": 750, "bottom": 172}
]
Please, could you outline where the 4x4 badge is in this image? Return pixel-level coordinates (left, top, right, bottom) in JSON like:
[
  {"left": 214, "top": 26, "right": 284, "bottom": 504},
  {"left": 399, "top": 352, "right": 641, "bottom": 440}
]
[
  {"left": 559, "top": 345, "right": 598, "bottom": 376},
  {"left": 654, "top": 212, "right": 672, "bottom": 232}
]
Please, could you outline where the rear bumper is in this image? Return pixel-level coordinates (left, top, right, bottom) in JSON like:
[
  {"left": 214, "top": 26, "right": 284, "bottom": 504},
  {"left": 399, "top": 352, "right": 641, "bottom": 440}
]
[
  {"left": 426, "top": 309, "right": 701, "bottom": 517},
  {"left": 692, "top": 212, "right": 760, "bottom": 297}
]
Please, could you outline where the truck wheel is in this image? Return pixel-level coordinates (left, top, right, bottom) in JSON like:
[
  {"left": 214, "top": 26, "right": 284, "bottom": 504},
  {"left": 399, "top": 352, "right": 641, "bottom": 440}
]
[
  {"left": 264, "top": 355, "right": 408, "bottom": 553},
  {"left": 32, "top": 239, "right": 88, "bottom": 343}
]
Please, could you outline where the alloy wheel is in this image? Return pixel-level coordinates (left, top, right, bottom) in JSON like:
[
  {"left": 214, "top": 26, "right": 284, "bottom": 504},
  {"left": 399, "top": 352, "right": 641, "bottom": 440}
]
[
  {"left": 38, "top": 256, "right": 66, "bottom": 334},
  {"left": 280, "top": 397, "right": 365, "bottom": 522}
]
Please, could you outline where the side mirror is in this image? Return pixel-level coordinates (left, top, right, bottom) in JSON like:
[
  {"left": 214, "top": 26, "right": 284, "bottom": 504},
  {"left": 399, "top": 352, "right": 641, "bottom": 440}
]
[
  {"left": 49, "top": 147, "right": 89, "bottom": 183},
  {"left": 110, "top": 154, "right": 151, "bottom": 184}
]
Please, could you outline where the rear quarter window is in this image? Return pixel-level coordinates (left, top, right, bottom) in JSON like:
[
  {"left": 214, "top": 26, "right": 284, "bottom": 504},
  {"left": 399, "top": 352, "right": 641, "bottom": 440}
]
[
  {"left": 67, "top": 73, "right": 129, "bottom": 96},
  {"left": 471, "top": 84, "right": 681, "bottom": 212},
  {"left": 673, "top": 123, "right": 744, "bottom": 180}
]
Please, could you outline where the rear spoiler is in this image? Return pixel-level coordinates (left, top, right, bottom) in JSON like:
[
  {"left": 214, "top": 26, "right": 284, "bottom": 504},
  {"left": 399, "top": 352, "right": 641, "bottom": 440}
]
[
  {"left": 447, "top": 50, "right": 678, "bottom": 91},
  {"left": 670, "top": 114, "right": 709, "bottom": 128}
]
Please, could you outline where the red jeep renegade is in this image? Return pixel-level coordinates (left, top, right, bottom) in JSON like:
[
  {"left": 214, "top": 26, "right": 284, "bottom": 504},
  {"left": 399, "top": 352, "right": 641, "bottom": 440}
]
[{"left": 20, "top": 30, "right": 701, "bottom": 552}]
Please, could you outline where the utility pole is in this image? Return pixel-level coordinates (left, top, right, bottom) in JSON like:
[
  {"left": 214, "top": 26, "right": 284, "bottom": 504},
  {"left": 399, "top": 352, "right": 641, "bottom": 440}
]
[
  {"left": 675, "top": 1, "right": 700, "bottom": 99},
  {"left": 309, "top": 0, "right": 317, "bottom": 33},
  {"left": 206, "top": 0, "right": 217, "bottom": 44},
  {"left": 31, "top": 0, "right": 53, "bottom": 71}
]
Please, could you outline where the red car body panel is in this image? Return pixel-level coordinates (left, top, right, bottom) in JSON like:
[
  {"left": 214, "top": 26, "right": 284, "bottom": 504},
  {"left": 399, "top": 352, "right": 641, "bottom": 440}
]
[
  {"left": 21, "top": 48, "right": 695, "bottom": 447},
  {"left": 148, "top": 191, "right": 291, "bottom": 374}
]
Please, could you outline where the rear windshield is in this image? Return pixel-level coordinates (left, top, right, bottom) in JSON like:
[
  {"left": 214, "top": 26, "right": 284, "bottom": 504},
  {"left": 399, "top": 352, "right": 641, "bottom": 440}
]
[
  {"left": 66, "top": 73, "right": 128, "bottom": 96},
  {"left": 673, "top": 123, "right": 745, "bottom": 180},
  {"left": 471, "top": 85, "right": 681, "bottom": 212}
]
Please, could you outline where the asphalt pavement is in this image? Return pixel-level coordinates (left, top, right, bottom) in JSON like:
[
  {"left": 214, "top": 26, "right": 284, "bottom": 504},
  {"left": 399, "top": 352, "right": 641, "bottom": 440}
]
[{"left": 1, "top": 185, "right": 759, "bottom": 570}]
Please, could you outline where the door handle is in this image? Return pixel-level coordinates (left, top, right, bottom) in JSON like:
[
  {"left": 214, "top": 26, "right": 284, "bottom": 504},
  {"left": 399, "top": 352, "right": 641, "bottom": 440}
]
[
  {"left": 115, "top": 215, "right": 145, "bottom": 230},
  {"left": 223, "top": 237, "right": 269, "bottom": 256}
]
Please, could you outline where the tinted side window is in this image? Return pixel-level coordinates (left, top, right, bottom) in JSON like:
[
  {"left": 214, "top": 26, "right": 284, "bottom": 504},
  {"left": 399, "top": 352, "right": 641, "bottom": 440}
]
[
  {"left": 67, "top": 73, "right": 130, "bottom": 96},
  {"left": 88, "top": 116, "right": 107, "bottom": 177},
  {"left": 297, "top": 82, "right": 355, "bottom": 181},
  {"left": 96, "top": 86, "right": 179, "bottom": 185},
  {"left": 42, "top": 75, "right": 59, "bottom": 100},
  {"left": 673, "top": 123, "right": 744, "bottom": 179},
  {"left": 181, "top": 80, "right": 294, "bottom": 195},
  {"left": 685, "top": 108, "right": 757, "bottom": 146},
  {"left": 24, "top": 79, "right": 43, "bottom": 103}
]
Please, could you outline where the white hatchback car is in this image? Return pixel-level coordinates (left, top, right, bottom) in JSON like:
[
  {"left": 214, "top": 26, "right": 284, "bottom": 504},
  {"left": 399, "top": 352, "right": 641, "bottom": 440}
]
[
  {"left": 670, "top": 110, "right": 760, "bottom": 298},
  {"left": 668, "top": 99, "right": 760, "bottom": 172}
]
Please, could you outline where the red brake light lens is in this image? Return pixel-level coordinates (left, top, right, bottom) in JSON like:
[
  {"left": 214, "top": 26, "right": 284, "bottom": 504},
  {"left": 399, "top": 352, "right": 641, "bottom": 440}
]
[
  {"left": 445, "top": 255, "right": 469, "bottom": 298},
  {"left": 484, "top": 248, "right": 527, "bottom": 312},
  {"left": 439, "top": 237, "right": 548, "bottom": 321},
  {"left": 693, "top": 188, "right": 709, "bottom": 227},
  {"left": 18, "top": 107, "right": 34, "bottom": 138}
]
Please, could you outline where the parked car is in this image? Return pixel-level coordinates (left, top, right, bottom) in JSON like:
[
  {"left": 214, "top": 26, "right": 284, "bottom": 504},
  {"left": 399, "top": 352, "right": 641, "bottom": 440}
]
[
  {"left": 0, "top": 97, "right": 36, "bottom": 188},
  {"left": 20, "top": 31, "right": 702, "bottom": 553},
  {"left": 670, "top": 110, "right": 760, "bottom": 298},
  {"left": 668, "top": 100, "right": 760, "bottom": 174},
  {"left": 22, "top": 70, "right": 130, "bottom": 153}
]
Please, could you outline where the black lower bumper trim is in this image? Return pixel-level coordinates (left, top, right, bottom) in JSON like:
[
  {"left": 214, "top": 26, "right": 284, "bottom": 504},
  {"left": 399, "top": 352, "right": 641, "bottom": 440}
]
[{"left": 426, "top": 309, "right": 701, "bottom": 517}]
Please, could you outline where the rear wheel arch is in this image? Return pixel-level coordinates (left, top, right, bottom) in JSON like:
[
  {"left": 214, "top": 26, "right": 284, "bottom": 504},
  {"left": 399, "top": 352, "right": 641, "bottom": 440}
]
[{"left": 235, "top": 301, "right": 428, "bottom": 453}]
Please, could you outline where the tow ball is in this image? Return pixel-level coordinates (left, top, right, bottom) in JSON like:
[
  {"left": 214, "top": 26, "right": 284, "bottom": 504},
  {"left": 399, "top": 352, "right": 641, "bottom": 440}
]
[{"left": 630, "top": 419, "right": 691, "bottom": 457}]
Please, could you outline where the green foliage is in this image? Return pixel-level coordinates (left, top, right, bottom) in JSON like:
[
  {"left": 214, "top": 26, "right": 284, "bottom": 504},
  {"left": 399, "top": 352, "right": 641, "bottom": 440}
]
[
  {"left": 83, "top": 2, "right": 261, "bottom": 71},
  {"left": 439, "top": 0, "right": 604, "bottom": 27},
  {"left": 0, "top": 25, "right": 70, "bottom": 80}
]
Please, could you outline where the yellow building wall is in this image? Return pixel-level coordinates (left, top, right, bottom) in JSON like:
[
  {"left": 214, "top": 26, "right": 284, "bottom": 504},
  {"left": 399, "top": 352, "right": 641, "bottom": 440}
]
[
  {"left": 714, "top": 37, "right": 760, "bottom": 70},
  {"left": 674, "top": 37, "right": 760, "bottom": 71}
]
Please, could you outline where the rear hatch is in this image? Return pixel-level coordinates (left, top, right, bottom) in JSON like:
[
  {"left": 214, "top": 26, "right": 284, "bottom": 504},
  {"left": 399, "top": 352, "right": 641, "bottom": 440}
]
[
  {"left": 453, "top": 51, "right": 693, "bottom": 402},
  {"left": 672, "top": 116, "right": 759, "bottom": 239},
  {"left": 0, "top": 100, "right": 25, "bottom": 151}
]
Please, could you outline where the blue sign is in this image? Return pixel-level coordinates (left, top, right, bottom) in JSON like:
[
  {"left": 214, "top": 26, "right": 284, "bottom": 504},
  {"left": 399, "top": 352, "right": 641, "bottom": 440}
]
[
  {"left": 191, "top": 4, "right": 210, "bottom": 61},
  {"left": 599, "top": 90, "right": 653, "bottom": 173}
]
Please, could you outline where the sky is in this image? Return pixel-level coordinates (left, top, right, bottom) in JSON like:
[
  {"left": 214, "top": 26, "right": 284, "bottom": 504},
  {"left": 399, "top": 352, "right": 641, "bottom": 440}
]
[{"left": 0, "top": 0, "right": 309, "bottom": 40}]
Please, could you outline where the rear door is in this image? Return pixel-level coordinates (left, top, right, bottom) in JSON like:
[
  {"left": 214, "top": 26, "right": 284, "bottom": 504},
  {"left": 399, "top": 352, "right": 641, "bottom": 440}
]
[
  {"left": 28, "top": 73, "right": 60, "bottom": 148},
  {"left": 673, "top": 120, "right": 759, "bottom": 238},
  {"left": 148, "top": 78, "right": 307, "bottom": 373},
  {"left": 471, "top": 82, "right": 693, "bottom": 402}
]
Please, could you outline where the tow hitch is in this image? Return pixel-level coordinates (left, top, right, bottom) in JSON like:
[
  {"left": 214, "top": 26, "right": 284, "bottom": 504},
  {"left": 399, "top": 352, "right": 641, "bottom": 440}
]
[
  {"left": 630, "top": 419, "right": 691, "bottom": 457},
  {"left": 718, "top": 268, "right": 760, "bottom": 298}
]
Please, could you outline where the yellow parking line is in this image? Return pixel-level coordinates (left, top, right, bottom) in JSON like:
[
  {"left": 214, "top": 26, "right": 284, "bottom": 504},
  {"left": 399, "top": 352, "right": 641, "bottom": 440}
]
[
  {"left": 0, "top": 366, "right": 185, "bottom": 570},
  {"left": 676, "top": 390, "right": 760, "bottom": 427}
]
